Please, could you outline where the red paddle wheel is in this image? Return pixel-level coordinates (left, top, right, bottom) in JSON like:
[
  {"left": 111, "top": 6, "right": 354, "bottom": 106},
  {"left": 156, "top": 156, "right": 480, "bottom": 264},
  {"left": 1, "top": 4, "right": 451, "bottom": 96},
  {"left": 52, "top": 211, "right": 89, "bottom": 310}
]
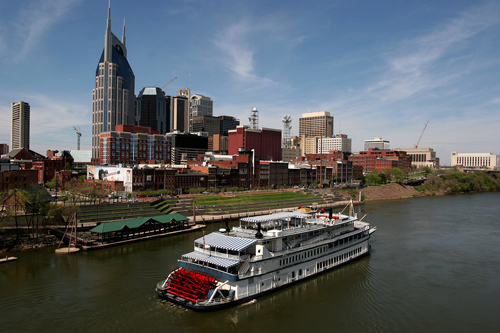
[{"left": 165, "top": 268, "right": 218, "bottom": 303}]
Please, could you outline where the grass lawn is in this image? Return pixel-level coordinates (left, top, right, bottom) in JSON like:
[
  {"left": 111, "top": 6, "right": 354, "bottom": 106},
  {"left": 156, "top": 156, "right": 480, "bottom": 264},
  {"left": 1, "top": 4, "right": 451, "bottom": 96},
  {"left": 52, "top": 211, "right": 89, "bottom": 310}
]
[{"left": 194, "top": 191, "right": 317, "bottom": 206}]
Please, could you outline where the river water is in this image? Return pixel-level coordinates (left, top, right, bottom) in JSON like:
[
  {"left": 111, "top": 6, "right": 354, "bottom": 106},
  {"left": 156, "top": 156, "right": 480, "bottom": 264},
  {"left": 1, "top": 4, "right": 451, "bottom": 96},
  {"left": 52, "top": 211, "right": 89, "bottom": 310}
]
[{"left": 1, "top": 192, "right": 499, "bottom": 332}]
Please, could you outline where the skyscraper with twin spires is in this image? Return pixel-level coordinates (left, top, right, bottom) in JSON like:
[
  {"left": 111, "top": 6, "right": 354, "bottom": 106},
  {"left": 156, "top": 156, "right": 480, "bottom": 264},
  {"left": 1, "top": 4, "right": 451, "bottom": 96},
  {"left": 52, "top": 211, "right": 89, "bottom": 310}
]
[{"left": 92, "top": 3, "right": 135, "bottom": 159}]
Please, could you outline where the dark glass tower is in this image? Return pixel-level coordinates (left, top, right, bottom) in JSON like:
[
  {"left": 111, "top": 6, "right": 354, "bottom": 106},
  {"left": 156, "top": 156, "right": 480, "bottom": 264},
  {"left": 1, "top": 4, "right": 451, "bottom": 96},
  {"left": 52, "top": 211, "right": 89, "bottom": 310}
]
[
  {"left": 136, "top": 87, "right": 170, "bottom": 134},
  {"left": 92, "top": 4, "right": 135, "bottom": 158}
]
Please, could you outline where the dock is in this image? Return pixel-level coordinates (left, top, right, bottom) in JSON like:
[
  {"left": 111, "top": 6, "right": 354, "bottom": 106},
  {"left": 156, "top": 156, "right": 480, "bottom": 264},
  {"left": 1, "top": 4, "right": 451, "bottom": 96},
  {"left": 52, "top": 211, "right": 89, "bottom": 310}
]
[
  {"left": 0, "top": 256, "right": 18, "bottom": 263},
  {"left": 81, "top": 224, "right": 206, "bottom": 250}
]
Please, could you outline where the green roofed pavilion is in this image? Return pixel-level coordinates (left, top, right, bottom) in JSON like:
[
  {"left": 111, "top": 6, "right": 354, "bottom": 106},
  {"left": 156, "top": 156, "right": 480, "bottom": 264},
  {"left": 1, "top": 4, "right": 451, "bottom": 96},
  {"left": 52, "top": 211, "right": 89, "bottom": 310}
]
[{"left": 90, "top": 213, "right": 189, "bottom": 234}]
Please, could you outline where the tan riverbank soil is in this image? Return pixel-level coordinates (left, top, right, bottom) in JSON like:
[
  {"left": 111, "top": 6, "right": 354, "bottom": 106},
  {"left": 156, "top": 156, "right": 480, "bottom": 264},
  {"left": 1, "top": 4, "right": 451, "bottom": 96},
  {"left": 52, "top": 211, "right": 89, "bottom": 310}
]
[{"left": 359, "top": 183, "right": 427, "bottom": 201}]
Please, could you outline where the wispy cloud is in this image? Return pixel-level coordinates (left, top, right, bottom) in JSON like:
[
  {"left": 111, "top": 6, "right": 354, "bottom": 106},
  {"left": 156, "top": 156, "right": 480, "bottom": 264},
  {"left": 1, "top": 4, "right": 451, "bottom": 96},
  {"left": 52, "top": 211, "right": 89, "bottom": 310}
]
[
  {"left": 15, "top": 0, "right": 81, "bottom": 59},
  {"left": 212, "top": 16, "right": 302, "bottom": 91},
  {"left": 29, "top": 93, "right": 90, "bottom": 135},
  {"left": 213, "top": 20, "right": 256, "bottom": 79},
  {"left": 367, "top": 2, "right": 500, "bottom": 102}
]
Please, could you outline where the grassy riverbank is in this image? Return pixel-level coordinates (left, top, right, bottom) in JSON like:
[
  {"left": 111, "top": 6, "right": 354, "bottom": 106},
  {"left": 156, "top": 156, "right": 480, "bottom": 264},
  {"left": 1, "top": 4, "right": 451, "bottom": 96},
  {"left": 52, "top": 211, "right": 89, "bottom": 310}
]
[
  {"left": 194, "top": 191, "right": 316, "bottom": 206},
  {"left": 416, "top": 171, "right": 500, "bottom": 194}
]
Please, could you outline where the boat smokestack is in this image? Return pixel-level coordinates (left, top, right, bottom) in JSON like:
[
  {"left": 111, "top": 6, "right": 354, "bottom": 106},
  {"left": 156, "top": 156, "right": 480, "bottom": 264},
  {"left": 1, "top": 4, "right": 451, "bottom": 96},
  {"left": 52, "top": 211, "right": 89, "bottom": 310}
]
[{"left": 256, "top": 223, "right": 263, "bottom": 239}]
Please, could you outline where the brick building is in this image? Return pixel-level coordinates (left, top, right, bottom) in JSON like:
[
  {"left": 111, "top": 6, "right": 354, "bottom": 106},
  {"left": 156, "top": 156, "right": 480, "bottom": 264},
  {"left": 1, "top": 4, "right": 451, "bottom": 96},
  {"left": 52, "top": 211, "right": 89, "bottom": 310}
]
[
  {"left": 98, "top": 125, "right": 170, "bottom": 165},
  {"left": 228, "top": 126, "right": 281, "bottom": 161},
  {"left": 0, "top": 169, "right": 39, "bottom": 191},
  {"left": 351, "top": 149, "right": 412, "bottom": 172}
]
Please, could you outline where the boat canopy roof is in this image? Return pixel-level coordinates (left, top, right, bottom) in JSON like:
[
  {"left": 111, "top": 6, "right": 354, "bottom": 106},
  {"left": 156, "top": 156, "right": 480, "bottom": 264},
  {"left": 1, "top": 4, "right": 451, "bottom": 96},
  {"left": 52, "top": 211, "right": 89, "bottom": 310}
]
[
  {"left": 241, "top": 211, "right": 310, "bottom": 223},
  {"left": 182, "top": 251, "right": 240, "bottom": 268},
  {"left": 195, "top": 233, "right": 257, "bottom": 252}
]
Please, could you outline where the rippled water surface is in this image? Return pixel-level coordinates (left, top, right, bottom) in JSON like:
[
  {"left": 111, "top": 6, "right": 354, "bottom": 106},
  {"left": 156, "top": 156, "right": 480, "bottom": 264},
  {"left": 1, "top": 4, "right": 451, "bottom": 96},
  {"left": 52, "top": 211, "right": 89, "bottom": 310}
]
[{"left": 2, "top": 192, "right": 500, "bottom": 332}]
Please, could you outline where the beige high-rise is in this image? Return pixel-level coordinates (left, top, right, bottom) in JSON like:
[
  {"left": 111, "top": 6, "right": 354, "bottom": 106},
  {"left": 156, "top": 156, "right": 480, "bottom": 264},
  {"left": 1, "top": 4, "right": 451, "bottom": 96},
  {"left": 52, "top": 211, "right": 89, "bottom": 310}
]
[
  {"left": 11, "top": 101, "right": 30, "bottom": 150},
  {"left": 298, "top": 111, "right": 333, "bottom": 138}
]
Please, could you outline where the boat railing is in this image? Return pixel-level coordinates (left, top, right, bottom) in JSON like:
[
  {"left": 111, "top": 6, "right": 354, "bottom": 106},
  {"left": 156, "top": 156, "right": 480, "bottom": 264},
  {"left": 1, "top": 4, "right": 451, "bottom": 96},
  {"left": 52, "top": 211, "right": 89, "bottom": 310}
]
[
  {"left": 196, "top": 296, "right": 233, "bottom": 306},
  {"left": 156, "top": 280, "right": 167, "bottom": 290}
]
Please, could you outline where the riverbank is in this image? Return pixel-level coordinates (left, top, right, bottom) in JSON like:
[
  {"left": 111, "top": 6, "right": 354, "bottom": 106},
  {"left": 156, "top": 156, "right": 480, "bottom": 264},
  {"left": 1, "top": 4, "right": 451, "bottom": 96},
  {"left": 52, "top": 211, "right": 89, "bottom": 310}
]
[
  {"left": 359, "top": 183, "right": 432, "bottom": 201},
  {"left": 0, "top": 234, "right": 59, "bottom": 254}
]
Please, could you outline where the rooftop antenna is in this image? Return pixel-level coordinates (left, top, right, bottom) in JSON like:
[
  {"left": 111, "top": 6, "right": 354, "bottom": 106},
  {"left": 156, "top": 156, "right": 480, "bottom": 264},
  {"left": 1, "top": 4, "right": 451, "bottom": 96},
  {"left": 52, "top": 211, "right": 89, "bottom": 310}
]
[
  {"left": 249, "top": 107, "right": 259, "bottom": 129},
  {"left": 72, "top": 126, "right": 82, "bottom": 150},
  {"left": 282, "top": 115, "right": 292, "bottom": 148}
]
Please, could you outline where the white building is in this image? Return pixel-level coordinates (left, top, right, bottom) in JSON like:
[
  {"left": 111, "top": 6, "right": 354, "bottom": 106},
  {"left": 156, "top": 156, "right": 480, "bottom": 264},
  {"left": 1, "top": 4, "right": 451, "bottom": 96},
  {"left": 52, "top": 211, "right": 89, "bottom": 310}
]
[
  {"left": 451, "top": 152, "right": 499, "bottom": 170},
  {"left": 364, "top": 137, "right": 389, "bottom": 150},
  {"left": 394, "top": 148, "right": 439, "bottom": 169},
  {"left": 318, "top": 134, "right": 352, "bottom": 153}
]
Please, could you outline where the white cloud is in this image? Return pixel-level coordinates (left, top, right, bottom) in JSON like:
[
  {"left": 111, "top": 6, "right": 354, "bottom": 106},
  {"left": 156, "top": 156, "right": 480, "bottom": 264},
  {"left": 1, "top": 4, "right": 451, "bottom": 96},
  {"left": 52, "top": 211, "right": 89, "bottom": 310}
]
[
  {"left": 368, "top": 2, "right": 500, "bottom": 102},
  {"left": 211, "top": 17, "right": 298, "bottom": 91},
  {"left": 29, "top": 93, "right": 90, "bottom": 135},
  {"left": 16, "top": 0, "right": 81, "bottom": 59}
]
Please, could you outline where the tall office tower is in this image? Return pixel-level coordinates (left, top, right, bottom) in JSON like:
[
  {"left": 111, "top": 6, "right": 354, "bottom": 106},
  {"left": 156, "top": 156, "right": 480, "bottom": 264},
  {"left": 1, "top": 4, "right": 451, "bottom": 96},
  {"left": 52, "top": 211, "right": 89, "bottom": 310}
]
[
  {"left": 298, "top": 111, "right": 334, "bottom": 138},
  {"left": 11, "top": 101, "right": 30, "bottom": 150},
  {"left": 189, "top": 94, "right": 213, "bottom": 131},
  {"left": 92, "top": 4, "right": 135, "bottom": 159},
  {"left": 136, "top": 87, "right": 169, "bottom": 134},
  {"left": 167, "top": 94, "right": 189, "bottom": 132}
]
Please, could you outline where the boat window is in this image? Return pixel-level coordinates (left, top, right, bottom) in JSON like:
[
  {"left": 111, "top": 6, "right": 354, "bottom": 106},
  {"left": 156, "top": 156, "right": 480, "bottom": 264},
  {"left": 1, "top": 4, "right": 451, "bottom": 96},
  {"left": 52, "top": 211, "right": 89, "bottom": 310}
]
[
  {"left": 292, "top": 271, "right": 296, "bottom": 278},
  {"left": 299, "top": 269, "right": 303, "bottom": 276}
]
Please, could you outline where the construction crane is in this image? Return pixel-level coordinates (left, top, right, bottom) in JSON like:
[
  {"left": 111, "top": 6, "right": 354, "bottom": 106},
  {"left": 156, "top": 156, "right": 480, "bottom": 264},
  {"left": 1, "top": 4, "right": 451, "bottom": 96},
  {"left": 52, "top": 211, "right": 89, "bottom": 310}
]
[
  {"left": 414, "top": 121, "right": 429, "bottom": 148},
  {"left": 72, "top": 126, "right": 82, "bottom": 150},
  {"left": 161, "top": 77, "right": 177, "bottom": 89}
]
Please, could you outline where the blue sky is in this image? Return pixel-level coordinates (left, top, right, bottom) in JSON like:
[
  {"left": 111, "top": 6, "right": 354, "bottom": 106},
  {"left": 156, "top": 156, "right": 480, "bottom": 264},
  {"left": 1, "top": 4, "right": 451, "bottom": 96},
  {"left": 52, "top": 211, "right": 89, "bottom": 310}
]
[{"left": 0, "top": 0, "right": 499, "bottom": 165}]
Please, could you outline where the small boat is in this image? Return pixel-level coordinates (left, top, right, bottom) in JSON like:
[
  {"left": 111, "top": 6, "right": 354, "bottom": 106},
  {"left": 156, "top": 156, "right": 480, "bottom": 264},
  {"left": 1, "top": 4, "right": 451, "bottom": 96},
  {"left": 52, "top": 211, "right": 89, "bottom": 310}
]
[{"left": 156, "top": 201, "right": 376, "bottom": 311}]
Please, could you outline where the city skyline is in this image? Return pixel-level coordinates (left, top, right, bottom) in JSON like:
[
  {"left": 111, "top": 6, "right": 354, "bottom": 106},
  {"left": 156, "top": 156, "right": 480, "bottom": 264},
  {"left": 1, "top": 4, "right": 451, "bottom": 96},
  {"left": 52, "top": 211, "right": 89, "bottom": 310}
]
[{"left": 0, "top": 0, "right": 499, "bottom": 165}]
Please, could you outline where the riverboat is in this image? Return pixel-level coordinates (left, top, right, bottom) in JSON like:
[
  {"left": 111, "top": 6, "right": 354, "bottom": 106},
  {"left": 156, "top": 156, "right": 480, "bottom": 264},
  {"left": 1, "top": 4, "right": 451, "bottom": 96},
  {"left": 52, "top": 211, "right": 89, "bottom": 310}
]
[{"left": 156, "top": 201, "right": 376, "bottom": 311}]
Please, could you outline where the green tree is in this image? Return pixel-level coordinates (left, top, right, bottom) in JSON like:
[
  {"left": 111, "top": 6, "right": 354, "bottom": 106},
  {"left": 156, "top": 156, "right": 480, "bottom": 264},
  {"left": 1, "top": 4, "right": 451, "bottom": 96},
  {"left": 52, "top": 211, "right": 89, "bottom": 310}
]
[
  {"left": 365, "top": 170, "right": 383, "bottom": 185},
  {"left": 422, "top": 166, "right": 433, "bottom": 176},
  {"left": 393, "top": 168, "right": 405, "bottom": 182},
  {"left": 384, "top": 168, "right": 394, "bottom": 182}
]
